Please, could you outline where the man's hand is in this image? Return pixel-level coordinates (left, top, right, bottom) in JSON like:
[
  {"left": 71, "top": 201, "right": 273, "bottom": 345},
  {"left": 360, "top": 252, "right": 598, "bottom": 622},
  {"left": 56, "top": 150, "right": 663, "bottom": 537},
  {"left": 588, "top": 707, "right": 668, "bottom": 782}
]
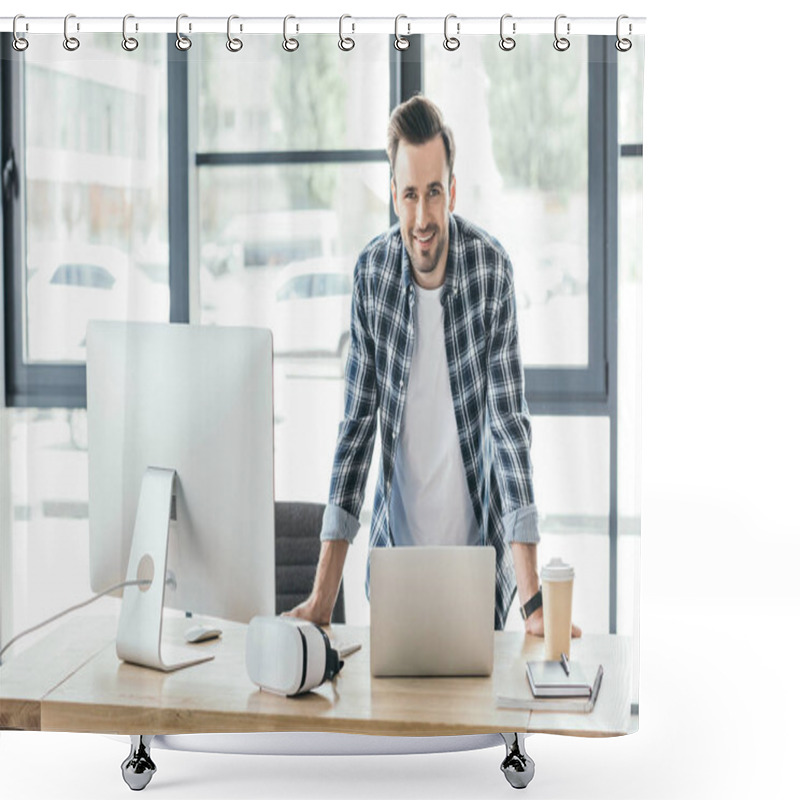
[
  {"left": 282, "top": 539, "right": 348, "bottom": 627},
  {"left": 282, "top": 596, "right": 331, "bottom": 627},
  {"left": 523, "top": 607, "right": 582, "bottom": 639}
]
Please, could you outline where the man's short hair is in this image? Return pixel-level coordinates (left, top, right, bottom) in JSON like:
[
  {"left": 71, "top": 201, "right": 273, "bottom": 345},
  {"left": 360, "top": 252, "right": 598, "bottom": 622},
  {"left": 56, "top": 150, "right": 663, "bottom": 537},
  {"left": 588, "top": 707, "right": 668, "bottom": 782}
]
[{"left": 386, "top": 95, "right": 455, "bottom": 184}]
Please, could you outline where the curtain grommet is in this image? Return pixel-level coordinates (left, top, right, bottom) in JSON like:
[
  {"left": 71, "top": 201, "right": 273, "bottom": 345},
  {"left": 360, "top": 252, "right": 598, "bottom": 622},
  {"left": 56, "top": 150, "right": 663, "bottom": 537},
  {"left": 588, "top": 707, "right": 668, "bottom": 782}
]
[
  {"left": 338, "top": 14, "right": 355, "bottom": 51},
  {"left": 283, "top": 15, "right": 299, "bottom": 52},
  {"left": 226, "top": 14, "right": 244, "bottom": 52},
  {"left": 553, "top": 14, "right": 570, "bottom": 52},
  {"left": 394, "top": 15, "right": 410, "bottom": 51},
  {"left": 499, "top": 14, "right": 516, "bottom": 51},
  {"left": 12, "top": 14, "right": 29, "bottom": 52},
  {"left": 63, "top": 13, "right": 80, "bottom": 52},
  {"left": 615, "top": 15, "right": 633, "bottom": 52},
  {"left": 122, "top": 14, "right": 139, "bottom": 52},
  {"left": 175, "top": 14, "right": 192, "bottom": 51},
  {"left": 443, "top": 14, "right": 460, "bottom": 51}
]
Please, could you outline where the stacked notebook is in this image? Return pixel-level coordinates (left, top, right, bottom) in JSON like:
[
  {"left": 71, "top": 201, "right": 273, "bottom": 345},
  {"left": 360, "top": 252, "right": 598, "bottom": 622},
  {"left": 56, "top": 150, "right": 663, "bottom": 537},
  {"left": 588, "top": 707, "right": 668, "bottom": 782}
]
[
  {"left": 496, "top": 659, "right": 604, "bottom": 712},
  {"left": 527, "top": 659, "right": 598, "bottom": 698}
]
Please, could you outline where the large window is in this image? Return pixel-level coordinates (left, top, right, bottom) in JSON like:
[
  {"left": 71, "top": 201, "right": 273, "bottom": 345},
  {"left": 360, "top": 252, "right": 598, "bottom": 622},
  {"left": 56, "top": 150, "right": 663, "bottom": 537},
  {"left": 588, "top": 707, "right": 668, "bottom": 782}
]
[
  {"left": 3, "top": 34, "right": 169, "bottom": 391},
  {"left": 193, "top": 34, "right": 391, "bottom": 349},
  {"left": 426, "top": 36, "right": 590, "bottom": 370},
  {"left": 2, "top": 34, "right": 640, "bottom": 640}
]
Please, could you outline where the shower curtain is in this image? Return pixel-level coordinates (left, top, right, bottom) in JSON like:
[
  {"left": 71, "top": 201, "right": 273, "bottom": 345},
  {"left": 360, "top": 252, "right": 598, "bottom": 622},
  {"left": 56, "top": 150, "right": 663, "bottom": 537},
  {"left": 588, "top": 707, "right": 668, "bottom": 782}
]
[{"left": 0, "top": 11, "right": 644, "bottom": 796}]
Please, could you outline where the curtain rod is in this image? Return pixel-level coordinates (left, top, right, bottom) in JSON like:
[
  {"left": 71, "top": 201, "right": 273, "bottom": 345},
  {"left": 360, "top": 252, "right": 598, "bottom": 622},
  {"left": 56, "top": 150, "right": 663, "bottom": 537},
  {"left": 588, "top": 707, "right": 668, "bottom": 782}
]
[{"left": 0, "top": 16, "right": 646, "bottom": 37}]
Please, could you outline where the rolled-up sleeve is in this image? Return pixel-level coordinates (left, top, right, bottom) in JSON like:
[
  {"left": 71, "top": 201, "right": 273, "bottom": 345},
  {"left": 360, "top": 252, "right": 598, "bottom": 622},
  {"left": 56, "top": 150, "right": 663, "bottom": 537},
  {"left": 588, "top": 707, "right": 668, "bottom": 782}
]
[
  {"left": 320, "top": 503, "right": 362, "bottom": 543},
  {"left": 502, "top": 503, "right": 540, "bottom": 545}
]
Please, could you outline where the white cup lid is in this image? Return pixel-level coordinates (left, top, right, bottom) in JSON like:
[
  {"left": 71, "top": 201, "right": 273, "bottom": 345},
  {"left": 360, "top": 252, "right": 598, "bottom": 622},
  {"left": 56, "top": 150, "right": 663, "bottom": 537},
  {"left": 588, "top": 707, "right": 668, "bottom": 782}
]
[{"left": 541, "top": 557, "right": 574, "bottom": 582}]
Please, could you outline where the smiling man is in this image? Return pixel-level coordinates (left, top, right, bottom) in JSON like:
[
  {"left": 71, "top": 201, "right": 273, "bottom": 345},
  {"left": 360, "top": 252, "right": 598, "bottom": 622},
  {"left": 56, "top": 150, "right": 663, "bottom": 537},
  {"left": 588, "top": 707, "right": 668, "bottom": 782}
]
[{"left": 288, "top": 95, "right": 580, "bottom": 638}]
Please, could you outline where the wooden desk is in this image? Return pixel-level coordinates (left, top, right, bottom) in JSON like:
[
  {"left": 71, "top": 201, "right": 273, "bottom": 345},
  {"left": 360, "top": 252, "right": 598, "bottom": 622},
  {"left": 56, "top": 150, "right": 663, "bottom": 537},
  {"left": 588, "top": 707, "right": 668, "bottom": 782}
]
[{"left": 1, "top": 615, "right": 631, "bottom": 738}]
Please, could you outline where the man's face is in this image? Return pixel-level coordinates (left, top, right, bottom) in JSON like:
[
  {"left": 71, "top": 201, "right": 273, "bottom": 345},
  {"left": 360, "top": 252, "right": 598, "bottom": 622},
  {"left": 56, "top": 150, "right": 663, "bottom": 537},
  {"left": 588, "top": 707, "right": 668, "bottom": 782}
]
[{"left": 391, "top": 136, "right": 456, "bottom": 290}]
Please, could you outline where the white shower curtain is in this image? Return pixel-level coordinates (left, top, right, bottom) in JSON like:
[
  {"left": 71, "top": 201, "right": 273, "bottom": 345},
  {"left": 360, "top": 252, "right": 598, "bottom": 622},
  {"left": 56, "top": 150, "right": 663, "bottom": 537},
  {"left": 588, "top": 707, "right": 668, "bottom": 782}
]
[{"left": 0, "top": 8, "right": 644, "bottom": 796}]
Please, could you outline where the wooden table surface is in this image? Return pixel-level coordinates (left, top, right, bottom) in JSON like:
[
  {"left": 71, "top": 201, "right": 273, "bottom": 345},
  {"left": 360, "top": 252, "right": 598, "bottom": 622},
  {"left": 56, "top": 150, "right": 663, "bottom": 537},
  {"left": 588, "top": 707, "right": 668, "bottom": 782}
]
[{"left": 1, "top": 615, "right": 632, "bottom": 738}]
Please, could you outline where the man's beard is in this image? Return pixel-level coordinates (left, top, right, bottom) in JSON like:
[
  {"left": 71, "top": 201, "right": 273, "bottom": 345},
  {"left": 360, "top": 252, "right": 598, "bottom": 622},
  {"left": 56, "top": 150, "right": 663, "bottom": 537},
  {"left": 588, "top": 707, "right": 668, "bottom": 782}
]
[{"left": 407, "top": 226, "right": 446, "bottom": 277}]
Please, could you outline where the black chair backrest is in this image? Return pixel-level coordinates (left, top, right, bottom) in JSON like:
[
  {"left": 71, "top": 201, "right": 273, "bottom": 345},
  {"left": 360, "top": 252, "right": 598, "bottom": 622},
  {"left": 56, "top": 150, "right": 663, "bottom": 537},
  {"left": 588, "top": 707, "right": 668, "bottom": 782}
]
[{"left": 274, "top": 501, "right": 345, "bottom": 624}]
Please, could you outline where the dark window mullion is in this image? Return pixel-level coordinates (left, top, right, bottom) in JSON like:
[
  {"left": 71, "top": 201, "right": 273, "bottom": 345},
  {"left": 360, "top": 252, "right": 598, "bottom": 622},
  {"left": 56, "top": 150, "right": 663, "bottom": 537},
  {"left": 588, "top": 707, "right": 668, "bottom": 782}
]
[
  {"left": 168, "top": 35, "right": 190, "bottom": 325},
  {"left": 389, "top": 35, "right": 423, "bottom": 227},
  {"left": 603, "top": 36, "right": 621, "bottom": 635},
  {"left": 522, "top": 35, "right": 611, "bottom": 406},
  {"left": 1, "top": 32, "right": 21, "bottom": 407},
  {"left": 195, "top": 149, "right": 387, "bottom": 167}
]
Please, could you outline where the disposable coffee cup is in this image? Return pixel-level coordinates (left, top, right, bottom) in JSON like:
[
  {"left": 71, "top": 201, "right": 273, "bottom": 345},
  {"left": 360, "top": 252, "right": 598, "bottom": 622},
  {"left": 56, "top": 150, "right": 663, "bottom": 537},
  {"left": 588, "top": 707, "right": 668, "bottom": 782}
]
[{"left": 541, "top": 557, "right": 575, "bottom": 660}]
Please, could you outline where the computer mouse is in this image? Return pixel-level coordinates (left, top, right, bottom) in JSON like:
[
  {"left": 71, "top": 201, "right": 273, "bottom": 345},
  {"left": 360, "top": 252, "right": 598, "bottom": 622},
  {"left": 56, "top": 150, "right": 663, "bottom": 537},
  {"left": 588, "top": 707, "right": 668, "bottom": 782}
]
[{"left": 184, "top": 625, "right": 222, "bottom": 644}]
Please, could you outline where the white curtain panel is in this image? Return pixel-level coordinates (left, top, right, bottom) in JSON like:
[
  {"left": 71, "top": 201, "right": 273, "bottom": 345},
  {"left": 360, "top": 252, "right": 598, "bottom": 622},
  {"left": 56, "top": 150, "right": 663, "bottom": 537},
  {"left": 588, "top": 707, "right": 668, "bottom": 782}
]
[{"left": 0, "top": 10, "right": 644, "bottom": 796}]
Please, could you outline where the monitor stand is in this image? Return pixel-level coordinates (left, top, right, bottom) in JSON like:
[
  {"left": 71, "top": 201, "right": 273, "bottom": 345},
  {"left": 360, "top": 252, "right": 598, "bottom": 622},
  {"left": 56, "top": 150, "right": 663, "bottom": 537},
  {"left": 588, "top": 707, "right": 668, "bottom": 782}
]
[{"left": 116, "top": 467, "right": 215, "bottom": 672}]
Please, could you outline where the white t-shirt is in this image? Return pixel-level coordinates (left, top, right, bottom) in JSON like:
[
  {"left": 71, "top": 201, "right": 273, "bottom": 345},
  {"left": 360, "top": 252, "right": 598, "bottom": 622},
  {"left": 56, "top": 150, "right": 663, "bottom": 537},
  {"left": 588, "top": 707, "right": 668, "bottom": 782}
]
[{"left": 389, "top": 284, "right": 481, "bottom": 547}]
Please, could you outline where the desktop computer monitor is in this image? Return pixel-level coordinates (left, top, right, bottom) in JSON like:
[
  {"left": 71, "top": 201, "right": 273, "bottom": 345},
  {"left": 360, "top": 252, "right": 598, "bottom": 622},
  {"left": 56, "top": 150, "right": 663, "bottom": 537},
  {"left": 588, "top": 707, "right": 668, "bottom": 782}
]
[{"left": 86, "top": 321, "right": 275, "bottom": 671}]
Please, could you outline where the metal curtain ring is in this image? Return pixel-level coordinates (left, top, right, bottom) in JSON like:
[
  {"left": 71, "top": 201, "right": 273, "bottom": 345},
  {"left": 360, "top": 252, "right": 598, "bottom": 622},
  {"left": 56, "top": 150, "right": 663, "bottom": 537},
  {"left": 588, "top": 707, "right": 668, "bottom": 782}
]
[
  {"left": 226, "top": 15, "right": 243, "bottom": 52},
  {"left": 12, "top": 14, "right": 29, "bottom": 52},
  {"left": 175, "top": 14, "right": 192, "bottom": 50},
  {"left": 283, "top": 15, "right": 299, "bottom": 52},
  {"left": 443, "top": 14, "right": 460, "bottom": 51},
  {"left": 122, "top": 14, "right": 139, "bottom": 51},
  {"left": 394, "top": 15, "right": 410, "bottom": 51},
  {"left": 553, "top": 14, "right": 570, "bottom": 52},
  {"left": 63, "top": 13, "right": 80, "bottom": 51},
  {"left": 338, "top": 14, "right": 355, "bottom": 51},
  {"left": 616, "top": 15, "right": 632, "bottom": 52},
  {"left": 499, "top": 14, "right": 516, "bottom": 51}
]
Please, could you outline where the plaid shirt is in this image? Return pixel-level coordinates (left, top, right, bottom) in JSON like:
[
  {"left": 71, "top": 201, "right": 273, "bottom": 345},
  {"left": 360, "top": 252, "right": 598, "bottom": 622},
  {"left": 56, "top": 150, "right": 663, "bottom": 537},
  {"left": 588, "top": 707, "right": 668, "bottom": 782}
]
[{"left": 321, "top": 213, "right": 540, "bottom": 629}]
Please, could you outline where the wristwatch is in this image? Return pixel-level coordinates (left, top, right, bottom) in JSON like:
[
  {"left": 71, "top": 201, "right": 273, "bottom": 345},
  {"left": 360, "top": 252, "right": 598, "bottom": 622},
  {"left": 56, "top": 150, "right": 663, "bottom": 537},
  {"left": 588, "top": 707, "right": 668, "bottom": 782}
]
[{"left": 519, "top": 588, "right": 543, "bottom": 620}]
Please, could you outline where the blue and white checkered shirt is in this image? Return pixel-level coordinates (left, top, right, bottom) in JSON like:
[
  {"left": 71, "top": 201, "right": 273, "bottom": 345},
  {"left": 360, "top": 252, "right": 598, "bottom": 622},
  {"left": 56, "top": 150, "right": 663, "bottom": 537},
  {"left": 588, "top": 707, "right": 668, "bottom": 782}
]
[{"left": 320, "top": 213, "right": 540, "bottom": 629}]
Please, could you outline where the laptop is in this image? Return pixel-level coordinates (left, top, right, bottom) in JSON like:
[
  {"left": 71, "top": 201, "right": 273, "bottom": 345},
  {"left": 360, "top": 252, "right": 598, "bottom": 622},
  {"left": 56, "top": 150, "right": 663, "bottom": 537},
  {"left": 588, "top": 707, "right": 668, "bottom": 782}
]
[{"left": 369, "top": 546, "right": 496, "bottom": 677}]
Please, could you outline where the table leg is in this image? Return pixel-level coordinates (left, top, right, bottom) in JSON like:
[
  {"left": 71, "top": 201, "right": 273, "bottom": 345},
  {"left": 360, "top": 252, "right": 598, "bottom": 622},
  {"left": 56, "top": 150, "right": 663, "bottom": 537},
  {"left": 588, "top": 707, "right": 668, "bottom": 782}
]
[
  {"left": 499, "top": 732, "right": 535, "bottom": 789},
  {"left": 121, "top": 735, "right": 156, "bottom": 791}
]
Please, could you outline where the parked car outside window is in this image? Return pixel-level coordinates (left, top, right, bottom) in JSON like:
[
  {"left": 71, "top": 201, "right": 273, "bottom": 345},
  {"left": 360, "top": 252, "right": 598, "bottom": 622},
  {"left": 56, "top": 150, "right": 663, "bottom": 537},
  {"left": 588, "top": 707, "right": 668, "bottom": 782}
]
[
  {"left": 272, "top": 257, "right": 353, "bottom": 374},
  {"left": 25, "top": 242, "right": 170, "bottom": 364}
]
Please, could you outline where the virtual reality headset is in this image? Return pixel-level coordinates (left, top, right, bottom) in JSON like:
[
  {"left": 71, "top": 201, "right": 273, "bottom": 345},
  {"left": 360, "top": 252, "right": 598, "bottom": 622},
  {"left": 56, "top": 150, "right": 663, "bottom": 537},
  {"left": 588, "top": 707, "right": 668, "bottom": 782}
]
[{"left": 246, "top": 616, "right": 344, "bottom": 697}]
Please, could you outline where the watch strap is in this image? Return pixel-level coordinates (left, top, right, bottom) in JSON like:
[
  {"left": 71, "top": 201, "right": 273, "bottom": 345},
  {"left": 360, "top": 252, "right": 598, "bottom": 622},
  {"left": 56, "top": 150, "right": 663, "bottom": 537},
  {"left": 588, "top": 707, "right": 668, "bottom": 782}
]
[{"left": 519, "top": 588, "right": 543, "bottom": 620}]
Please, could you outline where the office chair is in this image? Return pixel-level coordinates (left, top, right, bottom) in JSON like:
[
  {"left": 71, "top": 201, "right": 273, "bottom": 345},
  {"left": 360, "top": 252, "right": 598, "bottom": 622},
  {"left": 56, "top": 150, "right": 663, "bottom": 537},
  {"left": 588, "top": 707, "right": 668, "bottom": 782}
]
[{"left": 274, "top": 501, "right": 345, "bottom": 624}]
